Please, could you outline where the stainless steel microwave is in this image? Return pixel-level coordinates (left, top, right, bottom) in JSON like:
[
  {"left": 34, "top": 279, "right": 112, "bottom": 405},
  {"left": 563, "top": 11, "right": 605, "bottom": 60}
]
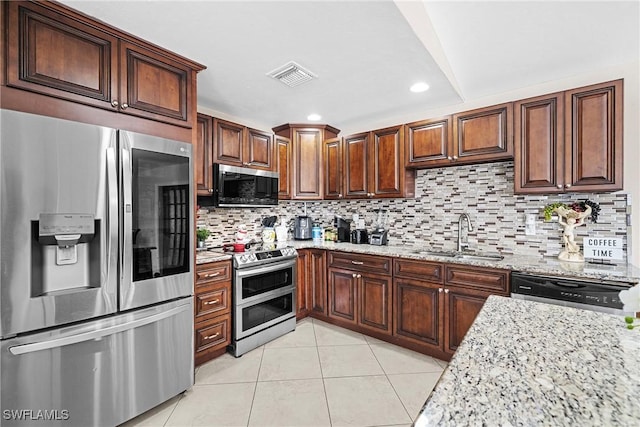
[{"left": 213, "top": 163, "right": 279, "bottom": 207}]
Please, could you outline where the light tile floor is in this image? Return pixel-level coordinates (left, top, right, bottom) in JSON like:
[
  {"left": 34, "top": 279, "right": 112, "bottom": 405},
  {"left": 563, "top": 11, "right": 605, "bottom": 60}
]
[{"left": 122, "top": 318, "right": 447, "bottom": 427}]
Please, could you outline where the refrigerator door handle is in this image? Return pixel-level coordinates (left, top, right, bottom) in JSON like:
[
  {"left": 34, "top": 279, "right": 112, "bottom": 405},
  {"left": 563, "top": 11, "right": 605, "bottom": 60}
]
[
  {"left": 121, "top": 143, "right": 132, "bottom": 286},
  {"left": 106, "top": 145, "right": 118, "bottom": 291},
  {"left": 9, "top": 303, "right": 190, "bottom": 356}
]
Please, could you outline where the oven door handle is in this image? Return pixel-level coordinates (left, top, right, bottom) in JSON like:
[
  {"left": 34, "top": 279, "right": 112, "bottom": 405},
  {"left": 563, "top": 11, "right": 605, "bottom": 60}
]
[
  {"left": 234, "top": 258, "right": 297, "bottom": 279},
  {"left": 235, "top": 285, "right": 296, "bottom": 309}
]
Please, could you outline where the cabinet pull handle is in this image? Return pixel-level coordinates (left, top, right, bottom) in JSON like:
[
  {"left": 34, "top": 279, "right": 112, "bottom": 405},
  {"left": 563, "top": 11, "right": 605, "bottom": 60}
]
[
  {"left": 111, "top": 100, "right": 119, "bottom": 108},
  {"left": 351, "top": 261, "right": 364, "bottom": 265},
  {"left": 204, "top": 299, "right": 220, "bottom": 305},
  {"left": 444, "top": 289, "right": 450, "bottom": 294},
  {"left": 439, "top": 288, "right": 443, "bottom": 293},
  {"left": 556, "top": 184, "right": 563, "bottom": 189},
  {"left": 121, "top": 103, "right": 129, "bottom": 110},
  {"left": 565, "top": 184, "right": 572, "bottom": 189},
  {"left": 205, "top": 272, "right": 221, "bottom": 278},
  {"left": 204, "top": 332, "right": 220, "bottom": 340}
]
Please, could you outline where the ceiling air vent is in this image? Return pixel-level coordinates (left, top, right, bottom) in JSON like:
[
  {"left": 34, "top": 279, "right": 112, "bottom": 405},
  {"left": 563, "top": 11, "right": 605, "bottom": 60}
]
[{"left": 267, "top": 61, "right": 317, "bottom": 87}]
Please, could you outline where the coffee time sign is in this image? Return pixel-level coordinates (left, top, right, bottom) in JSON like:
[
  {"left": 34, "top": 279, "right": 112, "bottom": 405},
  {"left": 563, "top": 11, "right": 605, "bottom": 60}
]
[{"left": 583, "top": 237, "right": 624, "bottom": 260}]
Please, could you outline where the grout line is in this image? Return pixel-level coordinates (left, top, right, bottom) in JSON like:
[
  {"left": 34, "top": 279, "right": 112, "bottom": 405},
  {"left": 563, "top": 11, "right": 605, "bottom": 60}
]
[
  {"left": 313, "top": 319, "right": 333, "bottom": 427},
  {"left": 246, "top": 346, "right": 265, "bottom": 427},
  {"left": 161, "top": 394, "right": 183, "bottom": 427},
  {"left": 368, "top": 340, "right": 414, "bottom": 422}
]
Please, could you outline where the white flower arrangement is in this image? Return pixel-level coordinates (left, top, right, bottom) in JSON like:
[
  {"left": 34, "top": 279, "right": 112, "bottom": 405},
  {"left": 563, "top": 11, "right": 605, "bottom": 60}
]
[{"left": 619, "top": 284, "right": 640, "bottom": 329}]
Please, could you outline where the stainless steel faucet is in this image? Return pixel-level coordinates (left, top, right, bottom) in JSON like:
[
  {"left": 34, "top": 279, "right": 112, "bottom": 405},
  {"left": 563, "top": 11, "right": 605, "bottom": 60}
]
[{"left": 457, "top": 213, "right": 474, "bottom": 252}]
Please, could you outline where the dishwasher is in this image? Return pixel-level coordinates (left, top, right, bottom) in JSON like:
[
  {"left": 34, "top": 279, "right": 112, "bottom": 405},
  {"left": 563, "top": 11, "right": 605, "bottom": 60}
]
[{"left": 511, "top": 271, "right": 636, "bottom": 315}]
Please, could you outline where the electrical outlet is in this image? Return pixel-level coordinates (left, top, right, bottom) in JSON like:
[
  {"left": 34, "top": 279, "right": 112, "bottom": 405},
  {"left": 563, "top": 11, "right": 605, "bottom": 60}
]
[{"left": 525, "top": 213, "right": 536, "bottom": 236}]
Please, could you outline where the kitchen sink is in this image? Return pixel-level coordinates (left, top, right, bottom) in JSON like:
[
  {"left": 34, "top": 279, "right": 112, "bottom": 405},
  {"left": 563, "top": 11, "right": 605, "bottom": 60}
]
[
  {"left": 412, "top": 249, "right": 504, "bottom": 261},
  {"left": 412, "top": 250, "right": 458, "bottom": 258}
]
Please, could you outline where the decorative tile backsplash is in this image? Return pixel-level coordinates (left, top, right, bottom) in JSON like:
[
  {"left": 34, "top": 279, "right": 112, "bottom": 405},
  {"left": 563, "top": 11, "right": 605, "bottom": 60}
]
[{"left": 197, "top": 161, "right": 629, "bottom": 261}]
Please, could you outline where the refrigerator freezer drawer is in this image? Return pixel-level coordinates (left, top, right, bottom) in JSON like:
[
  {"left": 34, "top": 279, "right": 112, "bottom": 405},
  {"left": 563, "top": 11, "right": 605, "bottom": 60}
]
[{"left": 0, "top": 299, "right": 194, "bottom": 427}]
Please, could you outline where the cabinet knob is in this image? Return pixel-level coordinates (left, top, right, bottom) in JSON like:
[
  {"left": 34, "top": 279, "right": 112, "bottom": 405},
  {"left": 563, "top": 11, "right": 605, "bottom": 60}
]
[
  {"left": 338, "top": 193, "right": 343, "bottom": 198},
  {"left": 357, "top": 274, "right": 361, "bottom": 278},
  {"left": 121, "top": 103, "right": 129, "bottom": 110},
  {"left": 439, "top": 288, "right": 443, "bottom": 293},
  {"left": 208, "top": 189, "right": 214, "bottom": 193},
  {"left": 565, "top": 184, "right": 572, "bottom": 189},
  {"left": 444, "top": 289, "right": 450, "bottom": 294},
  {"left": 352, "top": 273, "right": 357, "bottom": 278},
  {"left": 111, "top": 100, "right": 119, "bottom": 108},
  {"left": 452, "top": 155, "right": 458, "bottom": 161},
  {"left": 557, "top": 184, "right": 563, "bottom": 189},
  {"left": 447, "top": 156, "right": 453, "bottom": 161}
]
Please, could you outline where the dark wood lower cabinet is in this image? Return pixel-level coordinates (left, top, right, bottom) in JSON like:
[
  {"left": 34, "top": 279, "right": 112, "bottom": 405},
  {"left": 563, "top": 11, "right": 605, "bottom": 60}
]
[
  {"left": 444, "top": 287, "right": 488, "bottom": 354},
  {"left": 297, "top": 249, "right": 327, "bottom": 318},
  {"left": 358, "top": 273, "right": 392, "bottom": 334},
  {"left": 393, "top": 278, "right": 442, "bottom": 349},
  {"left": 327, "top": 268, "right": 358, "bottom": 325}
]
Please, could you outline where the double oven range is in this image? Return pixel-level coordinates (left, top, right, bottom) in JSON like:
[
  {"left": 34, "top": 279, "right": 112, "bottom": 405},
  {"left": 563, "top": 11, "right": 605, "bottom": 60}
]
[{"left": 230, "top": 245, "right": 298, "bottom": 357}]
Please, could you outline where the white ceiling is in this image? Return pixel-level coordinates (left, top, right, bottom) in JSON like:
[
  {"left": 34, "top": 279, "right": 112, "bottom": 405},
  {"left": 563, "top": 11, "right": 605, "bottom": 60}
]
[{"left": 61, "top": 1, "right": 639, "bottom": 135}]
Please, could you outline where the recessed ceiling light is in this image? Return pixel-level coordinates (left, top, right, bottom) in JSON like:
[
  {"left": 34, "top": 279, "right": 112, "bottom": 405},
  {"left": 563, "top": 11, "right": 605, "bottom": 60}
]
[
  {"left": 307, "top": 113, "right": 322, "bottom": 121},
  {"left": 410, "top": 82, "right": 430, "bottom": 93}
]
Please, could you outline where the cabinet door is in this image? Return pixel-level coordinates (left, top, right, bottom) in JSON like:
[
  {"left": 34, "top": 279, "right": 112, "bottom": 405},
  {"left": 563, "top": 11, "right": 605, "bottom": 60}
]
[
  {"left": 344, "top": 133, "right": 369, "bottom": 198},
  {"left": 405, "top": 117, "right": 453, "bottom": 168},
  {"left": 443, "top": 287, "right": 488, "bottom": 355},
  {"left": 296, "top": 250, "right": 310, "bottom": 319},
  {"left": 276, "top": 136, "right": 292, "bottom": 199},
  {"left": 327, "top": 268, "right": 357, "bottom": 325},
  {"left": 309, "top": 250, "right": 327, "bottom": 315},
  {"left": 195, "top": 114, "right": 213, "bottom": 196},
  {"left": 453, "top": 103, "right": 513, "bottom": 163},
  {"left": 292, "top": 128, "right": 323, "bottom": 199},
  {"left": 358, "top": 273, "right": 392, "bottom": 334},
  {"left": 120, "top": 41, "right": 192, "bottom": 127},
  {"left": 213, "top": 118, "right": 245, "bottom": 166},
  {"left": 370, "top": 125, "right": 412, "bottom": 198},
  {"left": 324, "top": 137, "right": 343, "bottom": 199},
  {"left": 393, "top": 278, "right": 443, "bottom": 349},
  {"left": 6, "top": 1, "right": 119, "bottom": 111},
  {"left": 514, "top": 93, "right": 564, "bottom": 194},
  {"left": 245, "top": 128, "right": 274, "bottom": 170},
  {"left": 564, "top": 80, "right": 623, "bottom": 192}
]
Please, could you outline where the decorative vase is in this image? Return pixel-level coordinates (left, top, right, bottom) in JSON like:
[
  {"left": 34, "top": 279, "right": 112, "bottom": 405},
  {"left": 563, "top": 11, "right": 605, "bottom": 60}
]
[
  {"left": 554, "top": 205, "right": 592, "bottom": 263},
  {"left": 197, "top": 240, "right": 205, "bottom": 249}
]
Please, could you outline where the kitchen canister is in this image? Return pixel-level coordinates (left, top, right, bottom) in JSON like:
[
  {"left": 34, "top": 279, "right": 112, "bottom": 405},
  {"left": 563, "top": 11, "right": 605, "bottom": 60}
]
[{"left": 275, "top": 220, "right": 288, "bottom": 242}]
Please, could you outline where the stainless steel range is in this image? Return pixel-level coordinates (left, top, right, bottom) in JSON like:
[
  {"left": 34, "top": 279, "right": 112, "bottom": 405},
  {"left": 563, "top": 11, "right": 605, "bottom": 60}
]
[{"left": 230, "top": 245, "right": 298, "bottom": 357}]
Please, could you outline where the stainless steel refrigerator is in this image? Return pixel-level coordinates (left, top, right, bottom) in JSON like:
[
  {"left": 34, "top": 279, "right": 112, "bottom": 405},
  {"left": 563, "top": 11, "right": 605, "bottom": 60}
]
[{"left": 0, "top": 110, "right": 194, "bottom": 426}]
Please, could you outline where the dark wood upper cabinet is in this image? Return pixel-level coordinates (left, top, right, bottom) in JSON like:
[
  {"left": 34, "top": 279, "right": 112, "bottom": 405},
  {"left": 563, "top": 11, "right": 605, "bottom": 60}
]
[
  {"left": 245, "top": 128, "right": 274, "bottom": 170},
  {"left": 405, "top": 117, "right": 453, "bottom": 167},
  {"left": 370, "top": 125, "right": 414, "bottom": 198},
  {"left": 5, "top": 1, "right": 203, "bottom": 129},
  {"left": 565, "top": 80, "right": 623, "bottom": 192},
  {"left": 195, "top": 113, "right": 213, "bottom": 196},
  {"left": 324, "top": 137, "right": 343, "bottom": 200},
  {"left": 6, "top": 1, "right": 118, "bottom": 110},
  {"left": 276, "top": 135, "right": 292, "bottom": 199},
  {"left": 515, "top": 80, "right": 623, "bottom": 194},
  {"left": 344, "top": 132, "right": 369, "bottom": 198},
  {"left": 119, "top": 41, "right": 191, "bottom": 127},
  {"left": 273, "top": 124, "right": 340, "bottom": 200},
  {"left": 213, "top": 118, "right": 245, "bottom": 166},
  {"left": 453, "top": 103, "right": 514, "bottom": 162}
]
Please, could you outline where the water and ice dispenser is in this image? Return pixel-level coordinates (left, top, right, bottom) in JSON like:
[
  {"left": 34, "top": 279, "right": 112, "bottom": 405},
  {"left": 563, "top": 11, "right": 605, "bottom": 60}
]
[{"left": 32, "top": 213, "right": 100, "bottom": 296}]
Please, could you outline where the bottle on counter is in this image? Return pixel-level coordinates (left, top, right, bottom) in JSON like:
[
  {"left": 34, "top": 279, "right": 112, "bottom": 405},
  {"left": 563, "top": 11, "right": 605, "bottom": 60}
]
[{"left": 312, "top": 223, "right": 323, "bottom": 242}]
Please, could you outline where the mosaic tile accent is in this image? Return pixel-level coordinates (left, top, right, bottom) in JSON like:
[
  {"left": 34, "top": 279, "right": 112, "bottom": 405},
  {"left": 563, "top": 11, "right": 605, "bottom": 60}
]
[{"left": 197, "top": 161, "right": 629, "bottom": 261}]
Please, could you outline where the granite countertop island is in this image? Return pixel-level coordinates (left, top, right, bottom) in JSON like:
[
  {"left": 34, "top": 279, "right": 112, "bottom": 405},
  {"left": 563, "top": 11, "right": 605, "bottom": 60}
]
[{"left": 413, "top": 295, "right": 640, "bottom": 426}]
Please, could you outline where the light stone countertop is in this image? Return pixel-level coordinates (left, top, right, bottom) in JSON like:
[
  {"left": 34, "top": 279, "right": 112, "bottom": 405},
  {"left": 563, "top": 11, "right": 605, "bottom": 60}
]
[
  {"left": 287, "top": 240, "right": 640, "bottom": 283},
  {"left": 195, "top": 248, "right": 232, "bottom": 265},
  {"left": 413, "top": 295, "right": 640, "bottom": 426}
]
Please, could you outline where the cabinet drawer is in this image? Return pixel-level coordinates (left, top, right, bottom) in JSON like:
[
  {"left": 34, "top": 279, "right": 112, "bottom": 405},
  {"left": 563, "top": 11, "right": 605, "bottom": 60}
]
[
  {"left": 196, "top": 261, "right": 231, "bottom": 287},
  {"left": 328, "top": 252, "right": 391, "bottom": 275},
  {"left": 445, "top": 265, "right": 510, "bottom": 294},
  {"left": 195, "top": 313, "right": 230, "bottom": 354},
  {"left": 394, "top": 259, "right": 444, "bottom": 283},
  {"left": 195, "top": 285, "right": 230, "bottom": 319}
]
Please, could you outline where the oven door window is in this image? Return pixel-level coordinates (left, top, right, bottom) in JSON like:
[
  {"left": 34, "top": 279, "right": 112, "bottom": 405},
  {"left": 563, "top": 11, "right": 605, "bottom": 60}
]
[
  {"left": 242, "top": 266, "right": 293, "bottom": 299},
  {"left": 242, "top": 293, "right": 293, "bottom": 332}
]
